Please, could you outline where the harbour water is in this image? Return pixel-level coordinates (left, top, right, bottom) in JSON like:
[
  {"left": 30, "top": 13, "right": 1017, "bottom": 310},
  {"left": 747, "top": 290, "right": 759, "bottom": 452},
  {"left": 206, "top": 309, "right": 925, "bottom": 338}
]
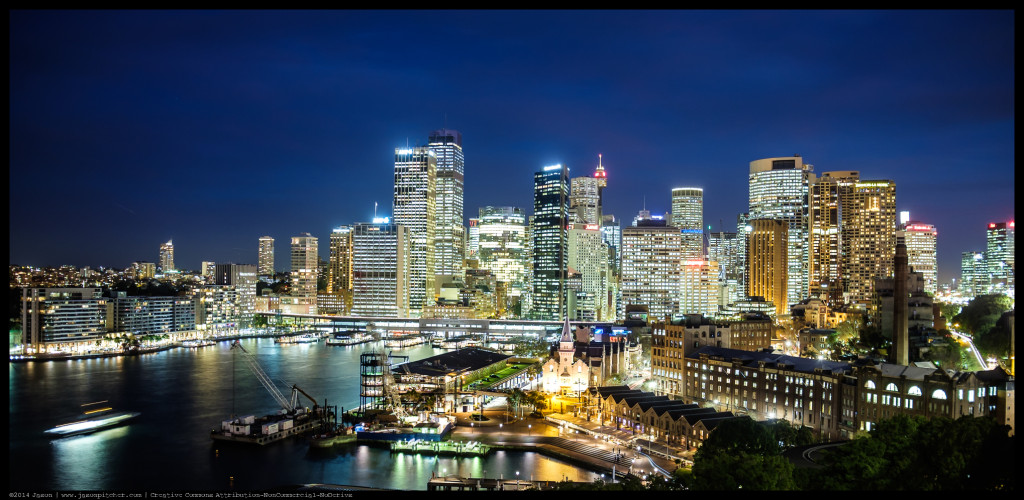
[{"left": 8, "top": 338, "right": 599, "bottom": 491}]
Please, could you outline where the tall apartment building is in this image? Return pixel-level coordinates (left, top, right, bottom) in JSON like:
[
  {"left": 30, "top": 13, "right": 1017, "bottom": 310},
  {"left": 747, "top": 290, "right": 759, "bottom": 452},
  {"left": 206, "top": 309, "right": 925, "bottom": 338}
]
[
  {"left": 393, "top": 146, "right": 436, "bottom": 317},
  {"left": 621, "top": 219, "right": 683, "bottom": 320},
  {"left": 159, "top": 240, "right": 174, "bottom": 272},
  {"left": 20, "top": 288, "right": 107, "bottom": 352},
  {"left": 201, "top": 261, "right": 216, "bottom": 278},
  {"left": 837, "top": 176, "right": 897, "bottom": 309},
  {"left": 326, "top": 226, "right": 354, "bottom": 315},
  {"left": 428, "top": 129, "right": 465, "bottom": 283},
  {"left": 680, "top": 260, "right": 720, "bottom": 318},
  {"left": 350, "top": 221, "right": 409, "bottom": 317},
  {"left": 258, "top": 236, "right": 274, "bottom": 276},
  {"left": 748, "top": 157, "right": 814, "bottom": 308},
  {"left": 571, "top": 176, "right": 601, "bottom": 225},
  {"left": 986, "top": 220, "right": 1015, "bottom": 294},
  {"left": 896, "top": 213, "right": 938, "bottom": 295},
  {"left": 808, "top": 171, "right": 853, "bottom": 303},
  {"left": 284, "top": 233, "right": 318, "bottom": 315},
  {"left": 746, "top": 219, "right": 788, "bottom": 317},
  {"left": 532, "top": 164, "right": 570, "bottom": 321},
  {"left": 214, "top": 263, "right": 257, "bottom": 327},
  {"left": 476, "top": 206, "right": 528, "bottom": 316}
]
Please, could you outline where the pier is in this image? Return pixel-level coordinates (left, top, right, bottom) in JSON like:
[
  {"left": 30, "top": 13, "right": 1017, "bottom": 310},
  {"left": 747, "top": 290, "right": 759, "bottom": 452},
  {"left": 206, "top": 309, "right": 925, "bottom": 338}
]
[
  {"left": 426, "top": 475, "right": 572, "bottom": 491},
  {"left": 390, "top": 438, "right": 489, "bottom": 456}
]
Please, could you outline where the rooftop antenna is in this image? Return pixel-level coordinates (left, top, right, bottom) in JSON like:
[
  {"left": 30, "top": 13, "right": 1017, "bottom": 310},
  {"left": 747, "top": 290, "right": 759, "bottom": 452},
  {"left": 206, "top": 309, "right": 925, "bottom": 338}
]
[{"left": 374, "top": 202, "right": 378, "bottom": 220}]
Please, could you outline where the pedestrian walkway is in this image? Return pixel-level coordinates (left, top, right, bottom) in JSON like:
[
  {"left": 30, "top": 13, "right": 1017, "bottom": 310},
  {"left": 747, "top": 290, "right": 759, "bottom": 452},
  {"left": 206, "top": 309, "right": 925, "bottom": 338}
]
[
  {"left": 544, "top": 412, "right": 693, "bottom": 471},
  {"left": 449, "top": 409, "right": 681, "bottom": 480}
]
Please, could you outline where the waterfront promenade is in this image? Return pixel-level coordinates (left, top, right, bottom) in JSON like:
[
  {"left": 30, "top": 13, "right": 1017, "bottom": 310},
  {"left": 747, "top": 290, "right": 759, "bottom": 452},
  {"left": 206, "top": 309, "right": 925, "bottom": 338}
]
[{"left": 447, "top": 409, "right": 686, "bottom": 481}]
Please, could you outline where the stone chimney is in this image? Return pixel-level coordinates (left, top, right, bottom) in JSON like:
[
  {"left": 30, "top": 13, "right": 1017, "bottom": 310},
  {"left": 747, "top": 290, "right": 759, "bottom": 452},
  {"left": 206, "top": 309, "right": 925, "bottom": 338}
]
[{"left": 892, "top": 243, "right": 909, "bottom": 365}]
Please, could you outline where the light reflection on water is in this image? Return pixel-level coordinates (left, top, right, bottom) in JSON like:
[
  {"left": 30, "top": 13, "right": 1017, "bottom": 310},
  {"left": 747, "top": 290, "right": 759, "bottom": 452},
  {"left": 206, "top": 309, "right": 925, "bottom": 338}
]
[{"left": 11, "top": 339, "right": 602, "bottom": 491}]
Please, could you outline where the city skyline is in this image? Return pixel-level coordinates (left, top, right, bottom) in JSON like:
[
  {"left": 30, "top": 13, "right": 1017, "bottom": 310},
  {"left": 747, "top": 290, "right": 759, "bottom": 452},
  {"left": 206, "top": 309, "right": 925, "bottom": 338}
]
[{"left": 9, "top": 10, "right": 1014, "bottom": 285}]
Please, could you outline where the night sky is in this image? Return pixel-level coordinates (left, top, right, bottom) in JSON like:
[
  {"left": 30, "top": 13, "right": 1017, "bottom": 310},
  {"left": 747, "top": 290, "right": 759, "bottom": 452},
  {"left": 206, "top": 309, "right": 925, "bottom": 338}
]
[{"left": 9, "top": 10, "right": 1014, "bottom": 285}]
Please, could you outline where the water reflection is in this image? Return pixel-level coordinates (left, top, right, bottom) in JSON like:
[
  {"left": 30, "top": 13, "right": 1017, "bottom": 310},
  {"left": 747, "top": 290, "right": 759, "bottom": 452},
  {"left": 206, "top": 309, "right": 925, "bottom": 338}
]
[{"left": 51, "top": 426, "right": 130, "bottom": 491}]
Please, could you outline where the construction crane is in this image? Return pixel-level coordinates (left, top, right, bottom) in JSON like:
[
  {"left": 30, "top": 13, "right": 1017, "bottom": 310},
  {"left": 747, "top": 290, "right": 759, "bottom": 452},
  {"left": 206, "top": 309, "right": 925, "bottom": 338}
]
[{"left": 230, "top": 340, "right": 317, "bottom": 413}]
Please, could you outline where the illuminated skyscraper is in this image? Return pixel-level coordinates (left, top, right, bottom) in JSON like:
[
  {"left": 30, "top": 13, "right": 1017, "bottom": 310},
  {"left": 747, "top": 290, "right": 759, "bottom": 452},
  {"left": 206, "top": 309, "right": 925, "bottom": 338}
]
[
  {"left": 808, "top": 171, "right": 854, "bottom": 304},
  {"left": 393, "top": 146, "right": 436, "bottom": 317},
  {"left": 428, "top": 129, "right": 465, "bottom": 282},
  {"left": 837, "top": 177, "right": 897, "bottom": 308},
  {"left": 532, "top": 164, "right": 569, "bottom": 321},
  {"left": 328, "top": 226, "right": 354, "bottom": 314},
  {"left": 746, "top": 219, "right": 788, "bottom": 318},
  {"left": 466, "top": 218, "right": 480, "bottom": 261},
  {"left": 258, "top": 236, "right": 274, "bottom": 276},
  {"left": 708, "top": 230, "right": 743, "bottom": 308},
  {"left": 351, "top": 221, "right": 409, "bottom": 318},
  {"left": 570, "top": 176, "right": 600, "bottom": 225},
  {"left": 159, "top": 240, "right": 174, "bottom": 272},
  {"left": 593, "top": 154, "right": 607, "bottom": 218},
  {"left": 621, "top": 219, "right": 683, "bottom": 320},
  {"left": 896, "top": 213, "right": 938, "bottom": 295},
  {"left": 567, "top": 222, "right": 610, "bottom": 321},
  {"left": 748, "top": 157, "right": 814, "bottom": 309},
  {"left": 477, "top": 207, "right": 528, "bottom": 316},
  {"left": 986, "top": 220, "right": 1015, "bottom": 293},
  {"left": 960, "top": 251, "right": 988, "bottom": 298},
  {"left": 286, "top": 233, "right": 318, "bottom": 315},
  {"left": 201, "top": 261, "right": 216, "bottom": 278},
  {"left": 672, "top": 187, "right": 708, "bottom": 314}
]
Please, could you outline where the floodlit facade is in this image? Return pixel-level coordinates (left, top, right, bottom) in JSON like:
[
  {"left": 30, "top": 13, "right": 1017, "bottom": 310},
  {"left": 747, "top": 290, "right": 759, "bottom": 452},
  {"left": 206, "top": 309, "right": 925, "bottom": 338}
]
[
  {"left": 258, "top": 236, "right": 274, "bottom": 276},
  {"left": 809, "top": 171, "right": 855, "bottom": 304},
  {"left": 532, "top": 164, "right": 570, "bottom": 321},
  {"left": 476, "top": 206, "right": 529, "bottom": 315},
  {"left": 159, "top": 240, "right": 175, "bottom": 272},
  {"left": 393, "top": 146, "right": 437, "bottom": 317},
  {"left": 621, "top": 220, "right": 683, "bottom": 320},
  {"left": 748, "top": 157, "right": 814, "bottom": 308},
  {"left": 428, "top": 129, "right": 466, "bottom": 283},
  {"left": 351, "top": 221, "right": 409, "bottom": 318},
  {"left": 111, "top": 296, "right": 195, "bottom": 336},
  {"left": 746, "top": 219, "right": 788, "bottom": 317}
]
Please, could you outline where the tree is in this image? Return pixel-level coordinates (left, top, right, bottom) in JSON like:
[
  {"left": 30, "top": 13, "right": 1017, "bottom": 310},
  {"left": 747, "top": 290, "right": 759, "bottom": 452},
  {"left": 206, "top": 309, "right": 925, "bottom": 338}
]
[
  {"left": 690, "top": 451, "right": 796, "bottom": 490},
  {"left": 952, "top": 294, "right": 1013, "bottom": 336}
]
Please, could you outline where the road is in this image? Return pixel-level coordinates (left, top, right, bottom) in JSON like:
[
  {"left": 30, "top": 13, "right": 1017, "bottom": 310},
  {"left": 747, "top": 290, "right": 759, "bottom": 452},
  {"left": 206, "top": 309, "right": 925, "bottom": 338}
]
[{"left": 948, "top": 329, "right": 994, "bottom": 370}]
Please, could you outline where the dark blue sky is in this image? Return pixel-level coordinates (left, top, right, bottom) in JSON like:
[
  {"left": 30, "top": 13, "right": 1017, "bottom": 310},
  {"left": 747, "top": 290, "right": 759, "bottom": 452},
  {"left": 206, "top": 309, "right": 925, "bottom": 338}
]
[{"left": 10, "top": 10, "right": 1014, "bottom": 285}]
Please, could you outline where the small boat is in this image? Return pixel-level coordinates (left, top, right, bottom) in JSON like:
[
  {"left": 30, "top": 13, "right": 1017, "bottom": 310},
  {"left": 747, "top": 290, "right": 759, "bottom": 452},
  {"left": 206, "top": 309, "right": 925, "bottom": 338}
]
[
  {"left": 275, "top": 333, "right": 320, "bottom": 344},
  {"left": 45, "top": 401, "right": 140, "bottom": 438},
  {"left": 181, "top": 339, "right": 216, "bottom": 348},
  {"left": 326, "top": 331, "right": 373, "bottom": 346}
]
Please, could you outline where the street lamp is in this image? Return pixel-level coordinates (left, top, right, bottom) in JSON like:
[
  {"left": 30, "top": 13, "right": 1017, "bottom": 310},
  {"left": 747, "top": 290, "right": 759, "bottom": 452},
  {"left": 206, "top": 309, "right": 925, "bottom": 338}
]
[{"left": 528, "top": 424, "right": 532, "bottom": 436}]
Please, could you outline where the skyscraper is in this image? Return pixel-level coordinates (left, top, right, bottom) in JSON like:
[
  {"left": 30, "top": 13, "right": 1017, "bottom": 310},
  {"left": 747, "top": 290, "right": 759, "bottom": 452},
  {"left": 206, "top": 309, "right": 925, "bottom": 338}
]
[
  {"left": 476, "top": 206, "right": 528, "bottom": 317},
  {"left": 838, "top": 177, "right": 897, "bottom": 308},
  {"left": 960, "top": 251, "right": 988, "bottom": 298},
  {"left": 258, "top": 236, "right": 274, "bottom": 277},
  {"left": 672, "top": 187, "right": 707, "bottom": 315},
  {"left": 428, "top": 129, "right": 465, "bottom": 283},
  {"left": 328, "top": 226, "right": 354, "bottom": 314},
  {"left": 986, "top": 220, "right": 1015, "bottom": 293},
  {"left": 708, "top": 230, "right": 743, "bottom": 308},
  {"left": 393, "top": 146, "right": 436, "bottom": 317},
  {"left": 896, "top": 214, "right": 938, "bottom": 295},
  {"left": 808, "top": 171, "right": 853, "bottom": 303},
  {"left": 466, "top": 218, "right": 480, "bottom": 261},
  {"left": 351, "top": 221, "right": 409, "bottom": 318},
  {"left": 621, "top": 219, "right": 683, "bottom": 320},
  {"left": 286, "top": 233, "right": 318, "bottom": 315},
  {"left": 748, "top": 156, "right": 814, "bottom": 309},
  {"left": 570, "top": 176, "right": 601, "bottom": 225},
  {"left": 532, "top": 164, "right": 569, "bottom": 321},
  {"left": 567, "top": 222, "right": 610, "bottom": 321},
  {"left": 746, "top": 219, "right": 788, "bottom": 318},
  {"left": 593, "top": 153, "right": 607, "bottom": 221},
  {"left": 159, "top": 240, "right": 174, "bottom": 272}
]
